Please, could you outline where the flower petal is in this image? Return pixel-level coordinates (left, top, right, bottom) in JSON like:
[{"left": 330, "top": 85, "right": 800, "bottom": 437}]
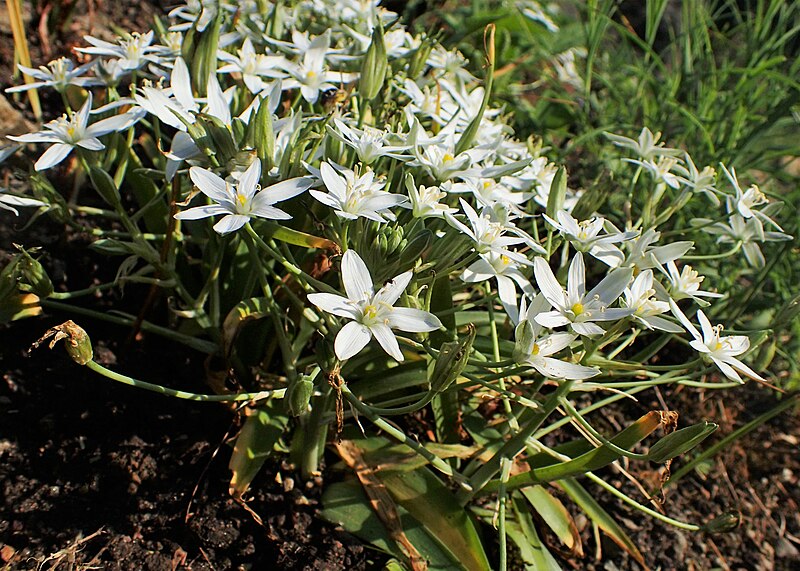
[
  {"left": 341, "top": 250, "right": 374, "bottom": 302},
  {"left": 370, "top": 322, "right": 404, "bottom": 361},
  {"left": 213, "top": 214, "right": 249, "bottom": 234},
  {"left": 387, "top": 307, "right": 442, "bottom": 332},
  {"left": 34, "top": 143, "right": 73, "bottom": 171},
  {"left": 374, "top": 271, "right": 413, "bottom": 305},
  {"left": 174, "top": 204, "right": 230, "bottom": 220},
  {"left": 307, "top": 293, "right": 360, "bottom": 319},
  {"left": 189, "top": 167, "right": 230, "bottom": 204},
  {"left": 335, "top": 321, "right": 372, "bottom": 360},
  {"left": 262, "top": 177, "right": 313, "bottom": 204},
  {"left": 534, "top": 257, "right": 565, "bottom": 310}
]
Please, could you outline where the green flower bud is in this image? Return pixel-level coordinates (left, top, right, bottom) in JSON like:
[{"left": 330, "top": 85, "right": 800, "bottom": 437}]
[
  {"left": 360, "top": 22, "right": 388, "bottom": 101},
  {"left": 250, "top": 95, "right": 275, "bottom": 171},
  {"left": 546, "top": 166, "right": 567, "bottom": 219},
  {"left": 286, "top": 376, "right": 314, "bottom": 417},
  {"left": 702, "top": 512, "right": 741, "bottom": 534},
  {"left": 648, "top": 421, "right": 717, "bottom": 463},
  {"left": 17, "top": 247, "right": 53, "bottom": 298},
  {"left": 429, "top": 325, "right": 475, "bottom": 393},
  {"left": 397, "top": 229, "right": 433, "bottom": 270}
]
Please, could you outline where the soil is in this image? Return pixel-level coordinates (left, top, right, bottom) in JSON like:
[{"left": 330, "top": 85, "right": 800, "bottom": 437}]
[{"left": 2, "top": 1, "right": 800, "bottom": 570}]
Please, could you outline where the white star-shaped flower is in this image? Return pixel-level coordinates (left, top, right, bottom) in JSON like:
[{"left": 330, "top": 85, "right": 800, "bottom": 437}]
[
  {"left": 175, "top": 160, "right": 312, "bottom": 234},
  {"left": 308, "top": 250, "right": 442, "bottom": 361}
]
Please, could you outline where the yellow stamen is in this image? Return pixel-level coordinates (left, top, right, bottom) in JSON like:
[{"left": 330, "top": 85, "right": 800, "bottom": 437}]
[{"left": 363, "top": 305, "right": 378, "bottom": 320}]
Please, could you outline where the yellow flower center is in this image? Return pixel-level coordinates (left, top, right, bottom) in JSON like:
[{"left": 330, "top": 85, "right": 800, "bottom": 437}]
[
  {"left": 363, "top": 304, "right": 378, "bottom": 320},
  {"left": 531, "top": 343, "right": 540, "bottom": 356},
  {"left": 443, "top": 153, "right": 454, "bottom": 162},
  {"left": 236, "top": 193, "right": 248, "bottom": 207},
  {"left": 501, "top": 255, "right": 511, "bottom": 265},
  {"left": 571, "top": 303, "right": 584, "bottom": 315}
]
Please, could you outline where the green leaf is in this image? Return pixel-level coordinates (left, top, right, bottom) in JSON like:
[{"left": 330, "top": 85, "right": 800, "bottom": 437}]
[
  {"left": 521, "top": 486, "right": 583, "bottom": 556},
  {"left": 558, "top": 478, "right": 646, "bottom": 568},
  {"left": 510, "top": 495, "right": 563, "bottom": 570},
  {"left": 228, "top": 400, "right": 288, "bottom": 499},
  {"left": 321, "top": 480, "right": 458, "bottom": 570},
  {"left": 380, "top": 467, "right": 492, "bottom": 571},
  {"left": 482, "top": 411, "right": 663, "bottom": 493}
]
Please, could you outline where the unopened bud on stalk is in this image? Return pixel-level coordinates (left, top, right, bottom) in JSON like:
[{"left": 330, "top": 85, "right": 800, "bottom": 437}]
[
  {"left": 360, "top": 22, "right": 388, "bottom": 101},
  {"left": 286, "top": 375, "right": 314, "bottom": 417},
  {"left": 31, "top": 320, "right": 93, "bottom": 365},
  {"left": 429, "top": 324, "right": 475, "bottom": 393},
  {"left": 701, "top": 511, "right": 741, "bottom": 534},
  {"left": 17, "top": 246, "right": 53, "bottom": 298}
]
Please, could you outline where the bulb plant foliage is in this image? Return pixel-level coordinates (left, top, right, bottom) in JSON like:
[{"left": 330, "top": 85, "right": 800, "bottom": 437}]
[{"left": 1, "top": 0, "right": 794, "bottom": 568}]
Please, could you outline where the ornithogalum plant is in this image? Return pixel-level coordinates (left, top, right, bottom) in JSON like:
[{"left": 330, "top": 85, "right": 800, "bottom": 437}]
[{"left": 3, "top": 1, "right": 796, "bottom": 569}]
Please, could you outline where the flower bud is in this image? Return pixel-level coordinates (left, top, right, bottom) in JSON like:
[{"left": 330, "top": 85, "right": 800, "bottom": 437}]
[
  {"left": 251, "top": 95, "right": 276, "bottom": 171},
  {"left": 31, "top": 320, "right": 93, "bottom": 365},
  {"left": 647, "top": 421, "right": 717, "bottom": 463},
  {"left": 546, "top": 166, "right": 567, "bottom": 220},
  {"left": 360, "top": 22, "right": 388, "bottom": 101},
  {"left": 429, "top": 324, "right": 475, "bottom": 393},
  {"left": 17, "top": 246, "right": 53, "bottom": 298},
  {"left": 702, "top": 511, "right": 741, "bottom": 534},
  {"left": 286, "top": 375, "right": 314, "bottom": 417},
  {"left": 397, "top": 229, "right": 432, "bottom": 270}
]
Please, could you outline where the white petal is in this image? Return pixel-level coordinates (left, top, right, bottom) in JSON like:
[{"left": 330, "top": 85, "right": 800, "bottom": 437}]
[
  {"left": 189, "top": 167, "right": 230, "bottom": 203},
  {"left": 238, "top": 160, "right": 262, "bottom": 202},
  {"left": 262, "top": 177, "right": 313, "bottom": 204},
  {"left": 335, "top": 321, "right": 372, "bottom": 360},
  {"left": 712, "top": 358, "right": 743, "bottom": 383},
  {"left": 534, "top": 257, "right": 565, "bottom": 310},
  {"left": 306, "top": 293, "right": 360, "bottom": 319},
  {"left": 696, "top": 310, "right": 715, "bottom": 344},
  {"left": 251, "top": 203, "right": 292, "bottom": 220},
  {"left": 76, "top": 137, "right": 105, "bottom": 151},
  {"left": 87, "top": 113, "right": 136, "bottom": 137},
  {"left": 669, "top": 299, "right": 702, "bottom": 341},
  {"left": 588, "top": 267, "right": 633, "bottom": 306},
  {"left": 537, "top": 332, "right": 576, "bottom": 356},
  {"left": 341, "top": 250, "right": 374, "bottom": 302},
  {"left": 534, "top": 357, "right": 599, "bottom": 380},
  {"left": 206, "top": 74, "right": 231, "bottom": 124},
  {"left": 370, "top": 323, "right": 404, "bottom": 361},
  {"left": 213, "top": 214, "right": 250, "bottom": 234},
  {"left": 34, "top": 143, "right": 73, "bottom": 171},
  {"left": 567, "top": 252, "right": 586, "bottom": 301},
  {"left": 571, "top": 321, "right": 605, "bottom": 337},
  {"left": 496, "top": 275, "right": 518, "bottom": 320},
  {"left": 387, "top": 307, "right": 442, "bottom": 332},
  {"left": 320, "top": 162, "right": 346, "bottom": 198},
  {"left": 534, "top": 311, "right": 571, "bottom": 329},
  {"left": 723, "top": 356, "right": 765, "bottom": 383},
  {"left": 171, "top": 57, "right": 196, "bottom": 112},
  {"left": 374, "top": 271, "right": 413, "bottom": 305},
  {"left": 174, "top": 204, "right": 230, "bottom": 220}
]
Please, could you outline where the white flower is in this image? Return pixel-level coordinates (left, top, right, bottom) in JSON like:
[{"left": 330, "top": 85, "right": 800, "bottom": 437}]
[
  {"left": 6, "top": 58, "right": 101, "bottom": 94},
  {"left": 674, "top": 154, "right": 719, "bottom": 205},
  {"left": 621, "top": 270, "right": 683, "bottom": 332},
  {"left": 720, "top": 164, "right": 784, "bottom": 234},
  {"left": 175, "top": 160, "right": 312, "bottom": 234},
  {"left": 76, "top": 31, "right": 159, "bottom": 71},
  {"left": 626, "top": 156, "right": 683, "bottom": 189},
  {"left": 670, "top": 300, "right": 766, "bottom": 383},
  {"left": 445, "top": 199, "right": 541, "bottom": 264},
  {"left": 665, "top": 261, "right": 722, "bottom": 304},
  {"left": 217, "top": 37, "right": 286, "bottom": 94},
  {"left": 543, "top": 210, "right": 637, "bottom": 265},
  {"left": 533, "top": 252, "right": 634, "bottom": 336},
  {"left": 309, "top": 162, "right": 406, "bottom": 222},
  {"left": 327, "top": 119, "right": 410, "bottom": 164},
  {"left": 512, "top": 295, "right": 599, "bottom": 379},
  {"left": 0, "top": 189, "right": 45, "bottom": 216},
  {"left": 8, "top": 93, "right": 136, "bottom": 171},
  {"left": 402, "top": 176, "right": 456, "bottom": 219},
  {"left": 307, "top": 250, "right": 442, "bottom": 361},
  {"left": 698, "top": 214, "right": 792, "bottom": 267},
  {"left": 281, "top": 31, "right": 358, "bottom": 103},
  {"left": 461, "top": 251, "right": 535, "bottom": 322},
  {"left": 605, "top": 127, "right": 681, "bottom": 161},
  {"left": 621, "top": 229, "right": 693, "bottom": 271}
]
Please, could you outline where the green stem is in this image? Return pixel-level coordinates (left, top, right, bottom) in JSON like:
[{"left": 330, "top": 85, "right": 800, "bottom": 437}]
[{"left": 85, "top": 360, "right": 284, "bottom": 402}]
